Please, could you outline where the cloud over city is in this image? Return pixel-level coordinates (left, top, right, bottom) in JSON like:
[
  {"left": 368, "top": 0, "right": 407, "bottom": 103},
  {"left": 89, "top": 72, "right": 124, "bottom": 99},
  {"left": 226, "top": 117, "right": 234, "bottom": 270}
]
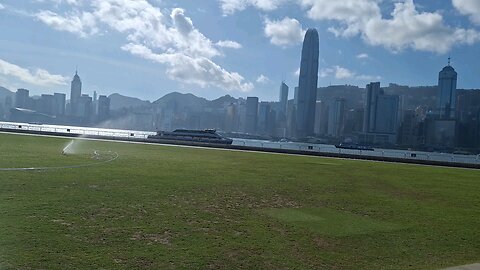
[
  {"left": 264, "top": 17, "right": 305, "bottom": 47},
  {"left": 320, "top": 65, "right": 380, "bottom": 81},
  {"left": 32, "top": 0, "right": 253, "bottom": 92},
  {"left": 0, "top": 58, "right": 69, "bottom": 87}
]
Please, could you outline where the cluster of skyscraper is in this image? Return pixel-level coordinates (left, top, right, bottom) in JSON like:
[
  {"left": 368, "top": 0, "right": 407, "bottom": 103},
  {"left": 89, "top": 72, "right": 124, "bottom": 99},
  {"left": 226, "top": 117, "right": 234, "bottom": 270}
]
[
  {"left": 236, "top": 29, "right": 321, "bottom": 139},
  {"left": 9, "top": 70, "right": 110, "bottom": 125},
  {"left": 237, "top": 29, "right": 478, "bottom": 150}
]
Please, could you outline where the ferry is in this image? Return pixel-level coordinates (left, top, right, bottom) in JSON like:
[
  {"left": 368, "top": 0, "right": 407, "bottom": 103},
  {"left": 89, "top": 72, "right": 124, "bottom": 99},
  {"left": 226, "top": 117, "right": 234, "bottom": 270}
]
[
  {"left": 148, "top": 129, "right": 233, "bottom": 145},
  {"left": 335, "top": 143, "right": 375, "bottom": 151}
]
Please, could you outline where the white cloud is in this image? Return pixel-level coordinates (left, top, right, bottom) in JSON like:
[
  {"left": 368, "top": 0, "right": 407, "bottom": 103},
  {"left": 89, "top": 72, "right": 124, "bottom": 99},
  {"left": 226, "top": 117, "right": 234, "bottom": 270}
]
[
  {"left": 320, "top": 66, "right": 355, "bottom": 79},
  {"left": 0, "top": 58, "right": 69, "bottom": 86},
  {"left": 33, "top": 0, "right": 253, "bottom": 92},
  {"left": 216, "top": 40, "right": 242, "bottom": 49},
  {"left": 320, "top": 65, "right": 380, "bottom": 81},
  {"left": 356, "top": 74, "right": 381, "bottom": 81},
  {"left": 0, "top": 3, "right": 5, "bottom": 10},
  {"left": 453, "top": 0, "right": 480, "bottom": 25},
  {"left": 334, "top": 66, "right": 355, "bottom": 79},
  {"left": 264, "top": 17, "right": 305, "bottom": 47},
  {"left": 45, "top": 0, "right": 81, "bottom": 5},
  {"left": 35, "top": 10, "right": 99, "bottom": 38},
  {"left": 171, "top": 8, "right": 194, "bottom": 35},
  {"left": 256, "top": 74, "right": 270, "bottom": 84},
  {"left": 219, "top": 0, "right": 286, "bottom": 15},
  {"left": 301, "top": 0, "right": 480, "bottom": 53},
  {"left": 357, "top": 53, "right": 369, "bottom": 59},
  {"left": 300, "top": 0, "right": 380, "bottom": 37},
  {"left": 222, "top": 0, "right": 480, "bottom": 53},
  {"left": 362, "top": 1, "right": 480, "bottom": 53},
  {"left": 122, "top": 43, "right": 253, "bottom": 92}
]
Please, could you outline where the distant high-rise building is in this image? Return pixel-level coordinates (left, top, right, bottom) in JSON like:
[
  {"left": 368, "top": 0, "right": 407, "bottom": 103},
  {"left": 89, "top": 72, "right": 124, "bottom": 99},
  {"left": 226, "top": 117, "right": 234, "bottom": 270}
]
[
  {"left": 237, "top": 101, "right": 247, "bottom": 133},
  {"left": 258, "top": 102, "right": 276, "bottom": 135},
  {"left": 363, "top": 82, "right": 382, "bottom": 133},
  {"left": 278, "top": 82, "right": 289, "bottom": 118},
  {"left": 375, "top": 94, "right": 400, "bottom": 134},
  {"left": 287, "top": 100, "right": 297, "bottom": 138},
  {"left": 258, "top": 102, "right": 269, "bottom": 135},
  {"left": 294, "top": 86, "right": 299, "bottom": 108},
  {"left": 4, "top": 96, "right": 13, "bottom": 111},
  {"left": 15, "top": 89, "right": 30, "bottom": 108},
  {"left": 343, "top": 108, "right": 364, "bottom": 136},
  {"left": 225, "top": 103, "right": 238, "bottom": 132},
  {"left": 425, "top": 116, "right": 456, "bottom": 147},
  {"left": 39, "top": 94, "right": 55, "bottom": 115},
  {"left": 296, "top": 28, "right": 319, "bottom": 138},
  {"left": 76, "top": 94, "right": 93, "bottom": 120},
  {"left": 456, "top": 90, "right": 480, "bottom": 148},
  {"left": 53, "top": 93, "right": 66, "bottom": 116},
  {"left": 437, "top": 58, "right": 457, "bottom": 119},
  {"left": 314, "top": 100, "right": 328, "bottom": 135},
  {"left": 363, "top": 82, "right": 400, "bottom": 134},
  {"left": 245, "top": 97, "right": 259, "bottom": 134},
  {"left": 70, "top": 70, "right": 82, "bottom": 114},
  {"left": 398, "top": 110, "right": 422, "bottom": 147},
  {"left": 97, "top": 95, "right": 110, "bottom": 122},
  {"left": 93, "top": 90, "right": 98, "bottom": 114},
  {"left": 327, "top": 98, "right": 345, "bottom": 138},
  {"left": 3, "top": 96, "right": 12, "bottom": 119}
]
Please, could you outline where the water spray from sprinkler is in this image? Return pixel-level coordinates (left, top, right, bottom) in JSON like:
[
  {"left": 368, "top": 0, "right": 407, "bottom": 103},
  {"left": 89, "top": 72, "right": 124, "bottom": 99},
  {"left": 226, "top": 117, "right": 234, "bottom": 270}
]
[{"left": 62, "top": 140, "right": 74, "bottom": 155}]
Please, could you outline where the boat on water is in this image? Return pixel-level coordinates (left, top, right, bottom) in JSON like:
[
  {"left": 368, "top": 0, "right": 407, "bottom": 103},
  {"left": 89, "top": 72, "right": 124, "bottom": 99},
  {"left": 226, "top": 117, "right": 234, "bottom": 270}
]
[
  {"left": 335, "top": 143, "right": 375, "bottom": 151},
  {"left": 147, "top": 129, "right": 233, "bottom": 145}
]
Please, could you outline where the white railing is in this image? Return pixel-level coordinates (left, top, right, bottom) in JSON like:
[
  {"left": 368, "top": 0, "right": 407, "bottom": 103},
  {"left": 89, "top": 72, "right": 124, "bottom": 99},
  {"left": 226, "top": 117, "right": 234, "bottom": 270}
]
[
  {"left": 0, "top": 121, "right": 155, "bottom": 139},
  {"left": 233, "top": 139, "right": 480, "bottom": 165}
]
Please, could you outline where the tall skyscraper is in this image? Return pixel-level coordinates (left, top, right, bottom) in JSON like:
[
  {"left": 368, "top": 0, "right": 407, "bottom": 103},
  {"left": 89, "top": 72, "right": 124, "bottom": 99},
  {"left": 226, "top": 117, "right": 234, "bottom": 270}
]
[
  {"left": 53, "top": 93, "right": 66, "bottom": 116},
  {"left": 93, "top": 90, "right": 98, "bottom": 114},
  {"left": 39, "top": 94, "right": 55, "bottom": 115},
  {"left": 293, "top": 86, "right": 299, "bottom": 108},
  {"left": 225, "top": 103, "right": 238, "bottom": 132},
  {"left": 278, "top": 82, "right": 289, "bottom": 118},
  {"left": 70, "top": 70, "right": 82, "bottom": 114},
  {"left": 15, "top": 89, "right": 30, "bottom": 109},
  {"left": 296, "top": 28, "right": 319, "bottom": 138},
  {"left": 363, "top": 82, "right": 382, "bottom": 133},
  {"left": 314, "top": 100, "right": 328, "bottom": 135},
  {"left": 97, "top": 95, "right": 110, "bottom": 122},
  {"left": 77, "top": 94, "right": 93, "bottom": 120},
  {"left": 245, "top": 97, "right": 259, "bottom": 134},
  {"left": 375, "top": 94, "right": 400, "bottom": 134},
  {"left": 258, "top": 102, "right": 269, "bottom": 135},
  {"left": 437, "top": 58, "right": 457, "bottom": 119},
  {"left": 363, "top": 82, "right": 399, "bottom": 134},
  {"left": 327, "top": 98, "right": 346, "bottom": 137}
]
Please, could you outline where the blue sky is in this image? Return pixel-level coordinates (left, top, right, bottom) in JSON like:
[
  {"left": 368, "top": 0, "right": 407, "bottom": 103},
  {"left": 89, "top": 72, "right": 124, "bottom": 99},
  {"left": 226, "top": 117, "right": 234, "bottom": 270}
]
[{"left": 0, "top": 0, "right": 479, "bottom": 101}]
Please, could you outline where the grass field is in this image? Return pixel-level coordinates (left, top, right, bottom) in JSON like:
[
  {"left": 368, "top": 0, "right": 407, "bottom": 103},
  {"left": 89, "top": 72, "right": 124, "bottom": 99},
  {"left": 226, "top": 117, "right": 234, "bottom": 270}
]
[{"left": 1, "top": 132, "right": 479, "bottom": 269}]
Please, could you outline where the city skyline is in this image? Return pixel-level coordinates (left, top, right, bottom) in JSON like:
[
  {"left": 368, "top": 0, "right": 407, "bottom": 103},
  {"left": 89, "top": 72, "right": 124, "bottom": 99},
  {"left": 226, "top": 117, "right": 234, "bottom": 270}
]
[
  {"left": 3, "top": 57, "right": 480, "bottom": 150},
  {"left": 0, "top": 1, "right": 480, "bottom": 101}
]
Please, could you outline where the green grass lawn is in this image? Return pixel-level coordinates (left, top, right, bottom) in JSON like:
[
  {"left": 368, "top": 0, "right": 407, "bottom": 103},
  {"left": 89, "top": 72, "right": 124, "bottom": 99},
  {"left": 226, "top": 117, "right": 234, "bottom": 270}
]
[{"left": 1, "top": 133, "right": 479, "bottom": 269}]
